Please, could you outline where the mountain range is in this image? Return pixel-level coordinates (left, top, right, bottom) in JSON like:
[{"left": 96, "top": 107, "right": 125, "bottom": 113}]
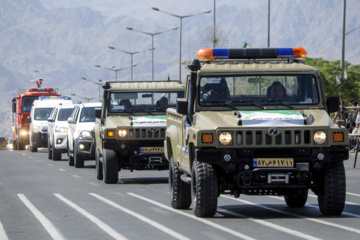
[{"left": 0, "top": 0, "right": 359, "bottom": 137}]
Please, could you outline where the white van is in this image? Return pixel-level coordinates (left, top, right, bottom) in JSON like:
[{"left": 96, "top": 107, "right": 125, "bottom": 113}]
[
  {"left": 28, "top": 96, "right": 73, "bottom": 152},
  {"left": 47, "top": 103, "right": 75, "bottom": 160}
]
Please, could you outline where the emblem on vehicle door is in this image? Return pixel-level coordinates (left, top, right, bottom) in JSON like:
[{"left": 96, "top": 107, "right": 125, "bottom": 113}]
[{"left": 268, "top": 128, "right": 279, "bottom": 136}]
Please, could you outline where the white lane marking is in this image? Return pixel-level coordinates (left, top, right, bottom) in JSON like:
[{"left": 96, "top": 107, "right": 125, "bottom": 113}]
[
  {"left": 73, "top": 175, "right": 81, "bottom": 178},
  {"left": 218, "top": 208, "right": 321, "bottom": 240},
  {"left": 127, "top": 192, "right": 256, "bottom": 240},
  {"left": 223, "top": 195, "right": 360, "bottom": 235},
  {"left": 54, "top": 193, "right": 127, "bottom": 240},
  {"left": 22, "top": 154, "right": 26, "bottom": 156},
  {"left": 90, "top": 193, "right": 190, "bottom": 240},
  {"left": 18, "top": 194, "right": 65, "bottom": 240},
  {"left": 0, "top": 220, "right": 9, "bottom": 240},
  {"left": 346, "top": 192, "right": 360, "bottom": 197},
  {"left": 48, "top": 164, "right": 54, "bottom": 167},
  {"left": 59, "top": 169, "right": 65, "bottom": 172},
  {"left": 28, "top": 157, "right": 34, "bottom": 159},
  {"left": 307, "top": 194, "right": 360, "bottom": 207}
]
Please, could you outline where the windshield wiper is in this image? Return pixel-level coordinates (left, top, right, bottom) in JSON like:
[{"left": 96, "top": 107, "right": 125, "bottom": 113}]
[
  {"left": 230, "top": 100, "right": 266, "bottom": 110},
  {"left": 261, "top": 99, "right": 295, "bottom": 110}
]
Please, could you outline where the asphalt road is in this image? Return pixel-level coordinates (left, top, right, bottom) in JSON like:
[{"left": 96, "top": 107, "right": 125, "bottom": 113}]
[{"left": 0, "top": 148, "right": 359, "bottom": 240}]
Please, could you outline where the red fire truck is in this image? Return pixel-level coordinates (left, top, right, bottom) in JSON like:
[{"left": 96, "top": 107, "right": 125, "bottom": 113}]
[{"left": 11, "top": 79, "right": 61, "bottom": 150}]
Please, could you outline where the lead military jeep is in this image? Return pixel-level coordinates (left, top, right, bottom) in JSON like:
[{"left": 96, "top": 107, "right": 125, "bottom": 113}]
[
  {"left": 165, "top": 47, "right": 349, "bottom": 217},
  {"left": 94, "top": 80, "right": 184, "bottom": 184}
]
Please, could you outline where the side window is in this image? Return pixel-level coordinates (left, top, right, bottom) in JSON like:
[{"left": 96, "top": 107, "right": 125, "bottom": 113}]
[{"left": 75, "top": 107, "right": 81, "bottom": 122}]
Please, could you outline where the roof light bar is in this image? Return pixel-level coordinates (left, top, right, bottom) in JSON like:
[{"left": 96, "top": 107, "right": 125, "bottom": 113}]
[{"left": 195, "top": 47, "right": 307, "bottom": 60}]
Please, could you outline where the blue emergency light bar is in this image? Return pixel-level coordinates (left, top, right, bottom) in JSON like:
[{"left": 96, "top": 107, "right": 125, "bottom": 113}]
[
  {"left": 196, "top": 47, "right": 307, "bottom": 60},
  {"left": 39, "top": 96, "right": 69, "bottom": 100}
]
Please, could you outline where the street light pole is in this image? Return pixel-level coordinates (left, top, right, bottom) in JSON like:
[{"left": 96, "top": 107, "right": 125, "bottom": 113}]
[
  {"left": 268, "top": 0, "right": 271, "bottom": 47},
  {"left": 108, "top": 46, "right": 140, "bottom": 81},
  {"left": 95, "top": 64, "right": 136, "bottom": 82},
  {"left": 81, "top": 77, "right": 102, "bottom": 102},
  {"left": 151, "top": 7, "right": 211, "bottom": 82},
  {"left": 126, "top": 26, "right": 179, "bottom": 81}
]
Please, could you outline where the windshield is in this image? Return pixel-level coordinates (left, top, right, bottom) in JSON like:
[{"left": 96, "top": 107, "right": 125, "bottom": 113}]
[
  {"left": 22, "top": 96, "right": 38, "bottom": 112},
  {"left": 57, "top": 108, "right": 74, "bottom": 121},
  {"left": 34, "top": 108, "right": 53, "bottom": 120},
  {"left": 108, "top": 91, "right": 184, "bottom": 113},
  {"left": 79, "top": 107, "right": 96, "bottom": 122},
  {"left": 199, "top": 75, "right": 319, "bottom": 107}
]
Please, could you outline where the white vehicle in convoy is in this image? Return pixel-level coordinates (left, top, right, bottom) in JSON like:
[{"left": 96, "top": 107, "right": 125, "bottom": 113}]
[
  {"left": 67, "top": 102, "right": 101, "bottom": 168},
  {"left": 28, "top": 96, "right": 72, "bottom": 152},
  {"left": 47, "top": 103, "right": 75, "bottom": 160}
]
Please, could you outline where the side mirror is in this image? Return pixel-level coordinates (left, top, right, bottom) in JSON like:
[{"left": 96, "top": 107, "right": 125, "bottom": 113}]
[
  {"left": 176, "top": 98, "right": 188, "bottom": 115},
  {"left": 27, "top": 117, "right": 31, "bottom": 123},
  {"left": 95, "top": 109, "right": 101, "bottom": 119},
  {"left": 326, "top": 96, "right": 340, "bottom": 114},
  {"left": 67, "top": 117, "right": 76, "bottom": 124},
  {"left": 47, "top": 117, "right": 55, "bottom": 122}
]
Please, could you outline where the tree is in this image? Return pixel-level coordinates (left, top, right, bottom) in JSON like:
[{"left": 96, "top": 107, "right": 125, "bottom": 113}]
[{"left": 304, "top": 58, "right": 360, "bottom": 103}]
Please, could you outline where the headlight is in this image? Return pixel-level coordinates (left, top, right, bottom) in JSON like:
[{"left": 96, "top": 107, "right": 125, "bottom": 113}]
[
  {"left": 314, "top": 131, "right": 326, "bottom": 144},
  {"left": 219, "top": 132, "right": 232, "bottom": 145},
  {"left": 118, "top": 129, "right": 127, "bottom": 138},
  {"left": 32, "top": 126, "right": 41, "bottom": 132},
  {"left": 20, "top": 130, "right": 28, "bottom": 136},
  {"left": 80, "top": 130, "right": 92, "bottom": 138},
  {"left": 55, "top": 126, "right": 68, "bottom": 133}
]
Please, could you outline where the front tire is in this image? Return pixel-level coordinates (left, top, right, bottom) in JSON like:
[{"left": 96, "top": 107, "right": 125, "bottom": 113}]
[
  {"left": 317, "top": 162, "right": 346, "bottom": 215},
  {"left": 95, "top": 148, "right": 103, "bottom": 180},
  {"left": 67, "top": 143, "right": 74, "bottom": 166},
  {"left": 284, "top": 189, "right": 308, "bottom": 207},
  {"left": 102, "top": 149, "right": 118, "bottom": 184},
  {"left": 52, "top": 139, "right": 61, "bottom": 160},
  {"left": 169, "top": 156, "right": 191, "bottom": 209},
  {"left": 74, "top": 146, "right": 84, "bottom": 168},
  {"left": 191, "top": 160, "right": 218, "bottom": 217},
  {"left": 47, "top": 138, "right": 52, "bottom": 159}
]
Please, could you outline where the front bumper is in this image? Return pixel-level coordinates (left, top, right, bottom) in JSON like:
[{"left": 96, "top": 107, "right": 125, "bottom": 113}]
[
  {"left": 104, "top": 139, "right": 168, "bottom": 170},
  {"left": 54, "top": 133, "right": 68, "bottom": 151},
  {"left": 75, "top": 137, "right": 95, "bottom": 160},
  {"left": 32, "top": 131, "right": 47, "bottom": 147},
  {"left": 195, "top": 146, "right": 348, "bottom": 191}
]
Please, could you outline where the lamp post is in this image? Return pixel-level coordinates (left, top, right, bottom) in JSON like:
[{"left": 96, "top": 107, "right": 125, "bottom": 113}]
[
  {"left": 71, "top": 93, "right": 95, "bottom": 103},
  {"left": 108, "top": 46, "right": 140, "bottom": 81},
  {"left": 152, "top": 7, "right": 211, "bottom": 82},
  {"left": 126, "top": 26, "right": 178, "bottom": 81},
  {"left": 341, "top": 0, "right": 360, "bottom": 79},
  {"left": 81, "top": 77, "right": 102, "bottom": 102},
  {"left": 95, "top": 64, "right": 137, "bottom": 82}
]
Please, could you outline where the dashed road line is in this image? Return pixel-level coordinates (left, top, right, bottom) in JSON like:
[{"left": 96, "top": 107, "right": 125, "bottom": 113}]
[
  {"left": 54, "top": 193, "right": 128, "bottom": 240},
  {"left": 18, "top": 194, "right": 65, "bottom": 240},
  {"left": 218, "top": 208, "right": 321, "bottom": 240},
  {"left": 223, "top": 195, "right": 360, "bottom": 235},
  {"left": 90, "top": 193, "right": 190, "bottom": 240},
  {"left": 0, "top": 219, "right": 9, "bottom": 240},
  {"left": 128, "top": 192, "right": 256, "bottom": 240}
]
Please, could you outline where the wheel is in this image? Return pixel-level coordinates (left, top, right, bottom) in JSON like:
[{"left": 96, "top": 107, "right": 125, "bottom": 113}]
[
  {"left": 284, "top": 189, "right": 308, "bottom": 207},
  {"left": 52, "top": 139, "right": 62, "bottom": 160},
  {"left": 191, "top": 160, "right": 218, "bottom": 217},
  {"left": 74, "top": 145, "right": 84, "bottom": 168},
  {"left": 95, "top": 148, "right": 103, "bottom": 180},
  {"left": 169, "top": 156, "right": 191, "bottom": 209},
  {"left": 67, "top": 143, "right": 74, "bottom": 166},
  {"left": 47, "top": 138, "right": 52, "bottom": 159},
  {"left": 29, "top": 144, "right": 38, "bottom": 152},
  {"left": 13, "top": 141, "right": 18, "bottom": 150},
  {"left": 317, "top": 162, "right": 346, "bottom": 215},
  {"left": 102, "top": 148, "right": 118, "bottom": 184}
]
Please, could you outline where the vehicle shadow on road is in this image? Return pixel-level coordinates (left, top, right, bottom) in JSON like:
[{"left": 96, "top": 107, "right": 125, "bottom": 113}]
[{"left": 118, "top": 177, "right": 168, "bottom": 185}]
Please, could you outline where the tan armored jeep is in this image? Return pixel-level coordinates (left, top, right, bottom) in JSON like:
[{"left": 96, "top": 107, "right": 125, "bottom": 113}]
[
  {"left": 165, "top": 48, "right": 349, "bottom": 217},
  {"left": 94, "top": 80, "right": 184, "bottom": 184}
]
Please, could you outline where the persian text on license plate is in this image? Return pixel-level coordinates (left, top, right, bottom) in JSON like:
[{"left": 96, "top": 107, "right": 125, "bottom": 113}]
[
  {"left": 253, "top": 158, "right": 294, "bottom": 167},
  {"left": 140, "top": 147, "right": 164, "bottom": 153}
]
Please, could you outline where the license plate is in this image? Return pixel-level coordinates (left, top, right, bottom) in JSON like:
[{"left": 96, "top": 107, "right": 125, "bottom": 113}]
[
  {"left": 253, "top": 158, "right": 294, "bottom": 168},
  {"left": 140, "top": 147, "right": 164, "bottom": 153}
]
